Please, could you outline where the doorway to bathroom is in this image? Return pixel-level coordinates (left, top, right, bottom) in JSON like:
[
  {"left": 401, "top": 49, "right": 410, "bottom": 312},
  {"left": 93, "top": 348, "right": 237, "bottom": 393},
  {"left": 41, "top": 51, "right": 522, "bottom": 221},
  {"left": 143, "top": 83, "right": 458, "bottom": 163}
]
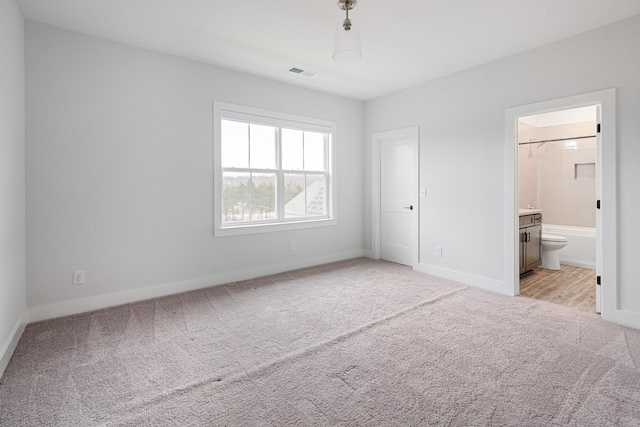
[
  {"left": 505, "top": 88, "right": 618, "bottom": 322},
  {"left": 517, "top": 106, "right": 599, "bottom": 313}
]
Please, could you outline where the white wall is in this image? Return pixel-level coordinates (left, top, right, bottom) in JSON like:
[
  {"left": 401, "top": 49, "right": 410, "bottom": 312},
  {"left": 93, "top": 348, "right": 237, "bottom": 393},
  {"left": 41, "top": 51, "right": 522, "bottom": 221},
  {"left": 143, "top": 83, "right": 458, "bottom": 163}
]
[
  {"left": 25, "top": 22, "right": 364, "bottom": 321},
  {"left": 0, "top": 0, "right": 27, "bottom": 376},
  {"left": 364, "top": 15, "right": 640, "bottom": 318},
  {"left": 517, "top": 123, "right": 538, "bottom": 209}
]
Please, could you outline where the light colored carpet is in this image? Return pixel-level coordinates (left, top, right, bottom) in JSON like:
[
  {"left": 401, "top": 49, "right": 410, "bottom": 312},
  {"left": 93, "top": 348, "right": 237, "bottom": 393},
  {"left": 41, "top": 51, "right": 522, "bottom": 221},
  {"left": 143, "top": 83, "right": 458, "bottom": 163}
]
[{"left": 1, "top": 258, "right": 639, "bottom": 426}]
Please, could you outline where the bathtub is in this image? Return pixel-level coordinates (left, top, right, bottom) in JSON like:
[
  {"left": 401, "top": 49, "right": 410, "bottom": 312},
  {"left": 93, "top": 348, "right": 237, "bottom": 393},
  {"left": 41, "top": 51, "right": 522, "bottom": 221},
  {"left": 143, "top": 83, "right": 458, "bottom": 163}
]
[{"left": 542, "top": 224, "right": 596, "bottom": 270}]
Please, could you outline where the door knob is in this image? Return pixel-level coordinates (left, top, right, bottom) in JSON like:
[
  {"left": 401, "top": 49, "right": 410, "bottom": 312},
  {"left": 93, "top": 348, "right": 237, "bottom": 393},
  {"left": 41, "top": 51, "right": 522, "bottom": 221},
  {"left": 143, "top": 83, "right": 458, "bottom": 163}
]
[{"left": 404, "top": 205, "right": 414, "bottom": 210}]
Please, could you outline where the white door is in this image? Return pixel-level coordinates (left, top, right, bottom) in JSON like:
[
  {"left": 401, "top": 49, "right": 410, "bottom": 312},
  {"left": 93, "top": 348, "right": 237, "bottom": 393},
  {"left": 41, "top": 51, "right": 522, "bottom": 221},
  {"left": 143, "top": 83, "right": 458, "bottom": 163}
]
[
  {"left": 380, "top": 135, "right": 418, "bottom": 266},
  {"left": 595, "top": 105, "right": 602, "bottom": 314}
]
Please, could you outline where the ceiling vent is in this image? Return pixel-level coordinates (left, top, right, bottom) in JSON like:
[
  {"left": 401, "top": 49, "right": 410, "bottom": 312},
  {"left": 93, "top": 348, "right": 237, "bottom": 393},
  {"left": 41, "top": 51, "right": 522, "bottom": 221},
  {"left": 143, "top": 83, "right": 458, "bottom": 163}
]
[{"left": 288, "top": 67, "right": 316, "bottom": 77}]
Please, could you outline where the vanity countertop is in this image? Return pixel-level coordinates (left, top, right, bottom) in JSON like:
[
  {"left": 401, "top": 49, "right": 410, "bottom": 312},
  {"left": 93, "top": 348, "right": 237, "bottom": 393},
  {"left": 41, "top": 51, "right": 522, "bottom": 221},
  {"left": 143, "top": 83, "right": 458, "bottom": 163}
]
[{"left": 519, "top": 208, "right": 543, "bottom": 216}]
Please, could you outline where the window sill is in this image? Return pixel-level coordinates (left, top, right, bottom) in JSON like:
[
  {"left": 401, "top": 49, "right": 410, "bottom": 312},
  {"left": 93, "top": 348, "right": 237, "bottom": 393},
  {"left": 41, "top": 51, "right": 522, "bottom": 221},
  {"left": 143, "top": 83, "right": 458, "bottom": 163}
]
[{"left": 213, "top": 218, "right": 337, "bottom": 237}]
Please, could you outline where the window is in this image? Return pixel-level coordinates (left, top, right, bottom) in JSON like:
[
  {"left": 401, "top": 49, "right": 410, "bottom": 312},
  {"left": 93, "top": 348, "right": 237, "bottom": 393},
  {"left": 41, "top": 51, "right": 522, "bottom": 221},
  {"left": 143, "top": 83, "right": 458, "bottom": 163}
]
[{"left": 213, "top": 102, "right": 336, "bottom": 236}]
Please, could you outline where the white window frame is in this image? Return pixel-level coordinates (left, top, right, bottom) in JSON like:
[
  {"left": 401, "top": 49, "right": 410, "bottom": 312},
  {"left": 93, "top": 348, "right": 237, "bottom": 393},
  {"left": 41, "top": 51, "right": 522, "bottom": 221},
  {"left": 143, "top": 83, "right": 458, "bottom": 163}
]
[{"left": 213, "top": 101, "right": 337, "bottom": 237}]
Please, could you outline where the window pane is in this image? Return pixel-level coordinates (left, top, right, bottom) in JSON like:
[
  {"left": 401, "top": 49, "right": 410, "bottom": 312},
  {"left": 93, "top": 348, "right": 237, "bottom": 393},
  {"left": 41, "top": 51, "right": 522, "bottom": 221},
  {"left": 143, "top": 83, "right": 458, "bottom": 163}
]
[
  {"left": 222, "top": 172, "right": 250, "bottom": 222},
  {"left": 282, "top": 128, "right": 303, "bottom": 170},
  {"left": 284, "top": 174, "right": 305, "bottom": 218},
  {"left": 305, "top": 174, "right": 326, "bottom": 217},
  {"left": 304, "top": 132, "right": 325, "bottom": 171},
  {"left": 284, "top": 174, "right": 326, "bottom": 218},
  {"left": 251, "top": 173, "right": 276, "bottom": 221},
  {"left": 221, "top": 120, "right": 248, "bottom": 168},
  {"left": 249, "top": 124, "right": 276, "bottom": 169}
]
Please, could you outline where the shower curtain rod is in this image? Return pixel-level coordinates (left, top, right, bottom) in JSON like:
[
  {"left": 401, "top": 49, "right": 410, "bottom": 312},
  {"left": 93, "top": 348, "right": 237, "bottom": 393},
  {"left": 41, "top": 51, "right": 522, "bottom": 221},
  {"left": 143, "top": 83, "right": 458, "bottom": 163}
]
[{"left": 518, "top": 134, "right": 596, "bottom": 145}]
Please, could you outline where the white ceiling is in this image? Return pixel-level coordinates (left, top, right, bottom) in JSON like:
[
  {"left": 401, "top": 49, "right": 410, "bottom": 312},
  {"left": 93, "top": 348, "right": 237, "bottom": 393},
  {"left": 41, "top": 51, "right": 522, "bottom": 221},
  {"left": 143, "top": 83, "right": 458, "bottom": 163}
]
[
  {"left": 519, "top": 105, "right": 597, "bottom": 127},
  {"left": 17, "top": 0, "right": 640, "bottom": 101}
]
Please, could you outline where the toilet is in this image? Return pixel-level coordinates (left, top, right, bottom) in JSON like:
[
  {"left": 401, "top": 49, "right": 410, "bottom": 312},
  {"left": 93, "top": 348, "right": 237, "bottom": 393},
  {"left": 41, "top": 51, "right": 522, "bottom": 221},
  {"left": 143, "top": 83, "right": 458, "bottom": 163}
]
[{"left": 540, "top": 233, "right": 568, "bottom": 270}]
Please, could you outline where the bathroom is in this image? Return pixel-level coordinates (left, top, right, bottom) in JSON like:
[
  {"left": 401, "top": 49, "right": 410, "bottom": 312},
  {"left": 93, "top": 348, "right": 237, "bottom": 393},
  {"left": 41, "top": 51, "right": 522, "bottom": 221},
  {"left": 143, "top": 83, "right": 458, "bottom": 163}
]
[{"left": 517, "top": 106, "right": 598, "bottom": 313}]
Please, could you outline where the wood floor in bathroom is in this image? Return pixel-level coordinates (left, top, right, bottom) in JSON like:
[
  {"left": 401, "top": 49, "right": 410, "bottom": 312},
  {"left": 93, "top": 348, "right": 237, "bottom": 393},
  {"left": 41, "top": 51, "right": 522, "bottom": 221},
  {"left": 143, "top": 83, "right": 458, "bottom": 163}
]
[{"left": 519, "top": 264, "right": 597, "bottom": 314}]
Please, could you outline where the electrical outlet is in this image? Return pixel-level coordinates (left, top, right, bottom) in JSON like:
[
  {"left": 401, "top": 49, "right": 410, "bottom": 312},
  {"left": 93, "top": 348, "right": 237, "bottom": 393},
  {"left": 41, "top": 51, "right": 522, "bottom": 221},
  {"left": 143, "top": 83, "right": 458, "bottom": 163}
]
[
  {"left": 435, "top": 246, "right": 442, "bottom": 257},
  {"left": 72, "top": 270, "right": 85, "bottom": 285},
  {"left": 290, "top": 241, "right": 296, "bottom": 251}
]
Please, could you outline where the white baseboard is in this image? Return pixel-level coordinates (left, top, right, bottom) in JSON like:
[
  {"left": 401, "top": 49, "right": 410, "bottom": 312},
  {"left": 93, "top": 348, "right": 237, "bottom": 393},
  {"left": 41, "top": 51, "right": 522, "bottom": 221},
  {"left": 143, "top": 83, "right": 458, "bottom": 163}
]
[
  {"left": 560, "top": 257, "right": 596, "bottom": 270},
  {"left": 28, "top": 250, "right": 366, "bottom": 323},
  {"left": 414, "top": 263, "right": 511, "bottom": 296},
  {"left": 609, "top": 309, "right": 640, "bottom": 330},
  {"left": 0, "top": 311, "right": 27, "bottom": 380}
]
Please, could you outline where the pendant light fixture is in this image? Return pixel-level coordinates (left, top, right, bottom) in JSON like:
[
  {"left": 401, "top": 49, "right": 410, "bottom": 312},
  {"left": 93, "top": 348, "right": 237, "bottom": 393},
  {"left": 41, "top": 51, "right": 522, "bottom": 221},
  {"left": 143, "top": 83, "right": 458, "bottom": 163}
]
[{"left": 333, "top": 0, "right": 362, "bottom": 62}]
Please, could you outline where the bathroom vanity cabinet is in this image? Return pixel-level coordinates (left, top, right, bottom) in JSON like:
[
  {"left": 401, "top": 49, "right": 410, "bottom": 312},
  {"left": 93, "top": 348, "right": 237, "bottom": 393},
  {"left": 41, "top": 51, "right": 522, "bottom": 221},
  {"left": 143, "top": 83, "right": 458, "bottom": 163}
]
[{"left": 519, "top": 213, "right": 542, "bottom": 275}]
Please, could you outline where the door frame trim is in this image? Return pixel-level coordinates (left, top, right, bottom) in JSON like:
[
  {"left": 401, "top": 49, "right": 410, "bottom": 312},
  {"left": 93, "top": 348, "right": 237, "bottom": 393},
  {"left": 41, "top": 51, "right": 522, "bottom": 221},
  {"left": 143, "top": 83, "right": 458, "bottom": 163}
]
[
  {"left": 372, "top": 126, "right": 420, "bottom": 267},
  {"left": 504, "top": 89, "right": 617, "bottom": 321}
]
